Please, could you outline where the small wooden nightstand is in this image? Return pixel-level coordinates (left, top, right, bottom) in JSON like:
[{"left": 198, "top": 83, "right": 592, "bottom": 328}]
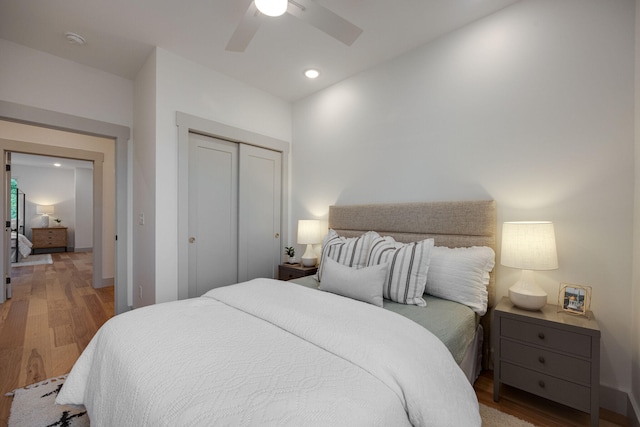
[
  {"left": 31, "top": 227, "right": 68, "bottom": 253},
  {"left": 493, "top": 297, "right": 601, "bottom": 427},
  {"left": 278, "top": 263, "right": 317, "bottom": 281}
]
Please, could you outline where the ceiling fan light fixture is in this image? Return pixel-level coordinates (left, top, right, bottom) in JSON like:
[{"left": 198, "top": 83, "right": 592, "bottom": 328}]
[
  {"left": 255, "top": 0, "right": 288, "bottom": 17},
  {"left": 304, "top": 69, "right": 320, "bottom": 79}
]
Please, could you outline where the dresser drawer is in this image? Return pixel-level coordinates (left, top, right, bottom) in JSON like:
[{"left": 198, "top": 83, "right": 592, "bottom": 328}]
[
  {"left": 500, "top": 361, "right": 591, "bottom": 412},
  {"left": 501, "top": 339, "right": 591, "bottom": 384},
  {"left": 32, "top": 228, "right": 67, "bottom": 250},
  {"left": 501, "top": 317, "right": 591, "bottom": 358}
]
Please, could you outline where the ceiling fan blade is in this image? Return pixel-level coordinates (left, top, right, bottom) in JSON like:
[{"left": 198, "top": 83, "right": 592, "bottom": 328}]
[
  {"left": 225, "top": 1, "right": 263, "bottom": 52},
  {"left": 286, "top": 0, "right": 362, "bottom": 46}
]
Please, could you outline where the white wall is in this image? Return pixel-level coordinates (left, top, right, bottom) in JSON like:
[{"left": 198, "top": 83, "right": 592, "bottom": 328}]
[
  {"left": 12, "top": 164, "right": 75, "bottom": 239},
  {"left": 632, "top": 0, "right": 640, "bottom": 420},
  {"left": 132, "top": 47, "right": 292, "bottom": 305},
  {"left": 75, "top": 167, "right": 94, "bottom": 250},
  {"left": 293, "top": 0, "right": 635, "bottom": 404},
  {"left": 0, "top": 39, "right": 133, "bottom": 128},
  {"left": 132, "top": 49, "right": 157, "bottom": 308}
]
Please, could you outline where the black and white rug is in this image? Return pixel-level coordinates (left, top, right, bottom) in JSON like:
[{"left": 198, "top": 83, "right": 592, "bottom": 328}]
[
  {"left": 11, "top": 254, "right": 53, "bottom": 267},
  {"left": 5, "top": 375, "right": 88, "bottom": 427}
]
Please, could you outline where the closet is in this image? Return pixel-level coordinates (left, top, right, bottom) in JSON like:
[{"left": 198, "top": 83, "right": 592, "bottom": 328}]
[{"left": 187, "top": 133, "right": 282, "bottom": 297}]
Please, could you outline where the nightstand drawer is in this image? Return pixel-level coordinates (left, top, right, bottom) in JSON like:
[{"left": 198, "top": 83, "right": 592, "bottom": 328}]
[
  {"left": 501, "top": 339, "right": 591, "bottom": 384},
  {"left": 501, "top": 317, "right": 591, "bottom": 358},
  {"left": 500, "top": 361, "right": 591, "bottom": 412},
  {"left": 278, "top": 264, "right": 317, "bottom": 281}
]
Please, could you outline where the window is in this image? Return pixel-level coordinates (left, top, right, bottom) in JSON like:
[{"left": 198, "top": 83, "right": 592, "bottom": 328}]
[{"left": 10, "top": 178, "right": 17, "bottom": 221}]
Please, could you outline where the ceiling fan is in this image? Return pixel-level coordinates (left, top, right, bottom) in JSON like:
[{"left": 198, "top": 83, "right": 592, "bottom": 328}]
[{"left": 226, "top": 0, "right": 363, "bottom": 52}]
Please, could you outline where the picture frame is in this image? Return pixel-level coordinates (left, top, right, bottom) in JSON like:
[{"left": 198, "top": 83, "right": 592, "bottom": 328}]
[{"left": 557, "top": 283, "right": 592, "bottom": 318}]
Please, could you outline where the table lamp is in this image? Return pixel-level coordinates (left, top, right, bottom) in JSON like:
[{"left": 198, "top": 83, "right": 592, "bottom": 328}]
[
  {"left": 297, "top": 220, "right": 321, "bottom": 267},
  {"left": 37, "top": 205, "right": 55, "bottom": 228},
  {"left": 501, "top": 221, "right": 558, "bottom": 311}
]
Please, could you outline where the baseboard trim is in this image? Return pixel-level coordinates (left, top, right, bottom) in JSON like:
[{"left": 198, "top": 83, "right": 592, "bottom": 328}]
[
  {"left": 93, "top": 277, "right": 114, "bottom": 289},
  {"left": 74, "top": 247, "right": 93, "bottom": 253},
  {"left": 629, "top": 392, "right": 640, "bottom": 427},
  {"left": 601, "top": 384, "right": 640, "bottom": 425}
]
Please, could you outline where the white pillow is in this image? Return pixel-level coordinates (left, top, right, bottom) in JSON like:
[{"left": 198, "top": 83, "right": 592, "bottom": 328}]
[
  {"left": 367, "top": 236, "right": 434, "bottom": 307},
  {"left": 319, "top": 257, "right": 387, "bottom": 307},
  {"left": 425, "top": 246, "right": 495, "bottom": 315},
  {"left": 317, "top": 229, "right": 379, "bottom": 281}
]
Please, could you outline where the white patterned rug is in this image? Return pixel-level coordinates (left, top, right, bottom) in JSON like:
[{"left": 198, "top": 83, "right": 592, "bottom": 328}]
[
  {"left": 6, "top": 375, "right": 534, "bottom": 427},
  {"left": 11, "top": 254, "right": 53, "bottom": 267},
  {"left": 5, "top": 375, "right": 88, "bottom": 427}
]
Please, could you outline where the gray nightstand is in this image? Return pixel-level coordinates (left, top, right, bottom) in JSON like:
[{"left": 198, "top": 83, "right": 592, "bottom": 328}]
[{"left": 493, "top": 297, "right": 601, "bottom": 427}]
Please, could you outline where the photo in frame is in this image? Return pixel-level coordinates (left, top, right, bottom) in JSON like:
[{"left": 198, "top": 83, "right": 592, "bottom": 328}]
[{"left": 557, "top": 283, "right": 592, "bottom": 318}]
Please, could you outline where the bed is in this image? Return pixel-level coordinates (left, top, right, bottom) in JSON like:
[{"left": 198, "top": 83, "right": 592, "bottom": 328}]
[
  {"left": 10, "top": 186, "right": 32, "bottom": 262},
  {"left": 11, "top": 230, "right": 32, "bottom": 262},
  {"left": 57, "top": 200, "right": 496, "bottom": 426}
]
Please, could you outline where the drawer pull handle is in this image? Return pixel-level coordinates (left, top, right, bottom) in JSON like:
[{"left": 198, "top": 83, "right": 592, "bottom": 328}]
[
  {"left": 538, "top": 332, "right": 545, "bottom": 340},
  {"left": 538, "top": 356, "right": 545, "bottom": 364},
  {"left": 538, "top": 380, "right": 545, "bottom": 388}
]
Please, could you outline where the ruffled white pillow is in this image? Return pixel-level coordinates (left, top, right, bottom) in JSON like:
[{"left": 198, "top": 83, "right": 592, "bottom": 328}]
[{"left": 425, "top": 246, "right": 495, "bottom": 315}]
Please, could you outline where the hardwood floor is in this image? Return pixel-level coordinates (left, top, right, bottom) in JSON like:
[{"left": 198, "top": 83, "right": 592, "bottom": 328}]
[
  {"left": 475, "top": 370, "right": 631, "bottom": 426},
  {"left": 0, "top": 258, "right": 633, "bottom": 427},
  {"left": 0, "top": 252, "right": 114, "bottom": 426}
]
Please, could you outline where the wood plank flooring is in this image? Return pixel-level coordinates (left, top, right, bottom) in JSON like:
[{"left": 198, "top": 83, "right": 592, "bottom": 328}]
[
  {"left": 0, "top": 252, "right": 113, "bottom": 426},
  {"left": 0, "top": 255, "right": 632, "bottom": 426}
]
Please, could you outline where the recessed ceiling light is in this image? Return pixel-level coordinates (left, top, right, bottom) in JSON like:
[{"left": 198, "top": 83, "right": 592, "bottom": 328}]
[
  {"left": 54, "top": 163, "right": 61, "bottom": 167},
  {"left": 304, "top": 69, "right": 320, "bottom": 79},
  {"left": 65, "top": 32, "right": 86, "bottom": 45}
]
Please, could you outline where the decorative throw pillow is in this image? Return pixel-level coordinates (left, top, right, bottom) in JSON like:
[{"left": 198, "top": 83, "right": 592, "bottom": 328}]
[
  {"left": 366, "top": 236, "right": 434, "bottom": 307},
  {"left": 319, "top": 257, "right": 387, "bottom": 307},
  {"left": 424, "top": 246, "right": 495, "bottom": 315},
  {"left": 316, "top": 229, "right": 379, "bottom": 281}
]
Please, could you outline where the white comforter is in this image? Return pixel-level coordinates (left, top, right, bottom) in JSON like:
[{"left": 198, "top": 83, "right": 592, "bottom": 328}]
[{"left": 57, "top": 279, "right": 481, "bottom": 426}]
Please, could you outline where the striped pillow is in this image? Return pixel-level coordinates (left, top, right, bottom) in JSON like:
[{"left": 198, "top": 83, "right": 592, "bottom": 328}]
[
  {"left": 317, "top": 230, "right": 379, "bottom": 281},
  {"left": 367, "top": 236, "right": 434, "bottom": 306}
]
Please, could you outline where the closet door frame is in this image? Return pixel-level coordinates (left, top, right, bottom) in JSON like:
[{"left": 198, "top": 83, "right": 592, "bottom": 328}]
[{"left": 176, "top": 112, "right": 290, "bottom": 300}]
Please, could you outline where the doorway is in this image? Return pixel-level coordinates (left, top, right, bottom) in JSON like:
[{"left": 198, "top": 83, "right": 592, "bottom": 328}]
[{"left": 0, "top": 100, "right": 130, "bottom": 314}]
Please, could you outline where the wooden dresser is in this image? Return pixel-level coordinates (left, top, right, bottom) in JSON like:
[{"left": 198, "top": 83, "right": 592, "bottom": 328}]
[
  {"left": 493, "top": 297, "right": 600, "bottom": 427},
  {"left": 31, "top": 227, "right": 68, "bottom": 252}
]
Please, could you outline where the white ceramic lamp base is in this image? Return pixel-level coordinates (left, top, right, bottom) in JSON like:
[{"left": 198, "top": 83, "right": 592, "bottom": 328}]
[
  {"left": 508, "top": 269, "right": 547, "bottom": 311},
  {"left": 300, "top": 244, "right": 317, "bottom": 267},
  {"left": 40, "top": 215, "right": 50, "bottom": 228}
]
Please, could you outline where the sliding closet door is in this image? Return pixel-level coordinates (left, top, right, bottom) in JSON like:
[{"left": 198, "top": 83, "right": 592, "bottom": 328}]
[
  {"left": 238, "top": 144, "right": 282, "bottom": 282},
  {"left": 188, "top": 133, "right": 238, "bottom": 296}
]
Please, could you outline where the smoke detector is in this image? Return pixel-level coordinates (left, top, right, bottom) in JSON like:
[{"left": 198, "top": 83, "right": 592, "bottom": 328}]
[{"left": 64, "top": 32, "right": 86, "bottom": 45}]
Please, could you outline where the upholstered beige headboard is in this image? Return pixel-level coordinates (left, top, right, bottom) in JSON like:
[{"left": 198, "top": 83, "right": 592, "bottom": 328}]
[{"left": 328, "top": 200, "right": 497, "bottom": 368}]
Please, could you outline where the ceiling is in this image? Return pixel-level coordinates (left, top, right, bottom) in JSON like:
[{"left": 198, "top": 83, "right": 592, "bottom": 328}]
[{"left": 0, "top": 0, "right": 520, "bottom": 102}]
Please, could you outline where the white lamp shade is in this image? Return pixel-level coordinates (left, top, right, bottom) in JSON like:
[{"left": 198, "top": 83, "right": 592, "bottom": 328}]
[
  {"left": 501, "top": 221, "right": 558, "bottom": 270},
  {"left": 297, "top": 220, "right": 321, "bottom": 245},
  {"left": 501, "top": 221, "right": 558, "bottom": 311},
  {"left": 36, "top": 205, "right": 55, "bottom": 215},
  {"left": 255, "top": 0, "right": 288, "bottom": 17}
]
